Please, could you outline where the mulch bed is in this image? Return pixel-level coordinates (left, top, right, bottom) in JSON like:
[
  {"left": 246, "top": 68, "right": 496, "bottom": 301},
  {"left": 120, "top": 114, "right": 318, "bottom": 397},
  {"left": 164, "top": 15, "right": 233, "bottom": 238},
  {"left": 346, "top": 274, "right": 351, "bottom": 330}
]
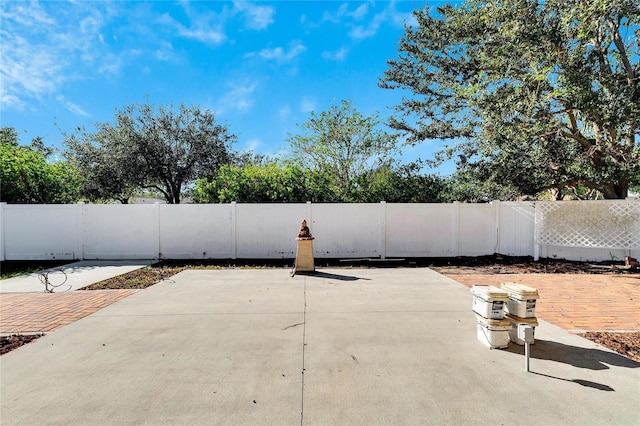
[
  {"left": 79, "top": 265, "right": 188, "bottom": 290},
  {"left": 579, "top": 332, "right": 640, "bottom": 363},
  {"left": 1, "top": 334, "right": 44, "bottom": 355}
]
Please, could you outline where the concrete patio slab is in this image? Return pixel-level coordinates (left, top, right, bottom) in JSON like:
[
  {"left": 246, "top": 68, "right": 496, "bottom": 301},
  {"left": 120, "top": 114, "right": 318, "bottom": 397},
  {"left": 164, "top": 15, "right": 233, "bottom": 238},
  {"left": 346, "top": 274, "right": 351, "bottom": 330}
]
[
  {"left": 1, "top": 268, "right": 638, "bottom": 425},
  {"left": 0, "top": 260, "right": 153, "bottom": 293}
]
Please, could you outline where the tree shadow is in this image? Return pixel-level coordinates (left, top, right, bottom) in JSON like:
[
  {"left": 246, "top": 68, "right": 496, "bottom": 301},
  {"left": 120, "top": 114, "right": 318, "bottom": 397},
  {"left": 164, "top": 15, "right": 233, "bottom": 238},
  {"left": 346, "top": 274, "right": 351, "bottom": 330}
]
[
  {"left": 505, "top": 339, "right": 640, "bottom": 370},
  {"left": 296, "top": 270, "right": 371, "bottom": 282}
]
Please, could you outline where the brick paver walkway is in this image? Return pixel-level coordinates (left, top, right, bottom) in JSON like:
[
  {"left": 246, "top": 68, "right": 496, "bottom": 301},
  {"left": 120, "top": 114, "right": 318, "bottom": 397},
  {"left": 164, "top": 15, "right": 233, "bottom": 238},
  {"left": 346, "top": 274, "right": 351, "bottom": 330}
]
[
  {"left": 451, "top": 274, "right": 640, "bottom": 331},
  {"left": 0, "top": 290, "right": 138, "bottom": 334}
]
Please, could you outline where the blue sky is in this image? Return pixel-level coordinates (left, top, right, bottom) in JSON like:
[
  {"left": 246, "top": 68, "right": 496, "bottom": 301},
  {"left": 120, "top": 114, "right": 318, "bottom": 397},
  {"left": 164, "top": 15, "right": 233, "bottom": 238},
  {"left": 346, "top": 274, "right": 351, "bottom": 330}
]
[{"left": 1, "top": 0, "right": 456, "bottom": 174}]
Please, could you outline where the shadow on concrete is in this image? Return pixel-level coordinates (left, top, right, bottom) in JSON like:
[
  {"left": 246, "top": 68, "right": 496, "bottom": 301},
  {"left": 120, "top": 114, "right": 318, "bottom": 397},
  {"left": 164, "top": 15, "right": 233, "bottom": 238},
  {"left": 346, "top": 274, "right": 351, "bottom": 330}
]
[
  {"left": 530, "top": 372, "right": 615, "bottom": 392},
  {"left": 298, "top": 271, "right": 372, "bottom": 281},
  {"left": 506, "top": 339, "right": 640, "bottom": 370}
]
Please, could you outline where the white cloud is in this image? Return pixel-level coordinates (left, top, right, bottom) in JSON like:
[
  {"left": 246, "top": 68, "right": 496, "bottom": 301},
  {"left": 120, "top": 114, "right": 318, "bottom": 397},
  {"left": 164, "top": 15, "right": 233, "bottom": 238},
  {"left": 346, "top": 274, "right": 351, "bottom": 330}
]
[
  {"left": 351, "top": 3, "right": 369, "bottom": 20},
  {"left": 155, "top": 41, "right": 175, "bottom": 61},
  {"left": 56, "top": 95, "right": 90, "bottom": 117},
  {"left": 322, "top": 3, "right": 349, "bottom": 24},
  {"left": 256, "top": 47, "right": 283, "bottom": 60},
  {"left": 0, "top": 31, "right": 64, "bottom": 104},
  {"left": 218, "top": 79, "right": 258, "bottom": 113},
  {"left": 300, "top": 97, "right": 316, "bottom": 113},
  {"left": 349, "top": 10, "right": 386, "bottom": 39},
  {"left": 233, "top": 1, "right": 275, "bottom": 30},
  {"left": 0, "top": 1, "right": 125, "bottom": 108},
  {"left": 322, "top": 2, "right": 370, "bottom": 23},
  {"left": 312, "top": 2, "right": 401, "bottom": 41},
  {"left": 158, "top": 12, "right": 226, "bottom": 45},
  {"left": 1, "top": 93, "right": 25, "bottom": 110},
  {"left": 79, "top": 13, "right": 103, "bottom": 35},
  {"left": 249, "top": 40, "right": 306, "bottom": 64},
  {"left": 244, "top": 138, "right": 261, "bottom": 152},
  {"left": 98, "top": 53, "right": 123, "bottom": 75},
  {"left": 182, "top": 27, "right": 226, "bottom": 44},
  {"left": 278, "top": 105, "right": 292, "bottom": 121},
  {"left": 322, "top": 47, "right": 349, "bottom": 61},
  {"left": 387, "top": 1, "right": 418, "bottom": 28},
  {"left": 0, "top": 0, "right": 55, "bottom": 27}
]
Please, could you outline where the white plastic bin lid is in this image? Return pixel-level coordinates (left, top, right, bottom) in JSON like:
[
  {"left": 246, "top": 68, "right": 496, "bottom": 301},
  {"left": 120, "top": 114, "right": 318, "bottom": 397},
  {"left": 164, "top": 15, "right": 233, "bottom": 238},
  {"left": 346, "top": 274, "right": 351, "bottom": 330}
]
[
  {"left": 506, "top": 313, "right": 539, "bottom": 327},
  {"left": 475, "top": 313, "right": 511, "bottom": 328},
  {"left": 471, "top": 285, "right": 509, "bottom": 301},
  {"left": 500, "top": 282, "right": 539, "bottom": 299}
]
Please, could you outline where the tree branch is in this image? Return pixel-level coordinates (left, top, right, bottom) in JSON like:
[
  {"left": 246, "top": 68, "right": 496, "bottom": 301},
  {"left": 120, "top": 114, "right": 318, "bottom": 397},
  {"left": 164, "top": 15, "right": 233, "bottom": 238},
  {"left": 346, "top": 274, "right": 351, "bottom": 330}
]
[{"left": 609, "top": 16, "right": 635, "bottom": 87}]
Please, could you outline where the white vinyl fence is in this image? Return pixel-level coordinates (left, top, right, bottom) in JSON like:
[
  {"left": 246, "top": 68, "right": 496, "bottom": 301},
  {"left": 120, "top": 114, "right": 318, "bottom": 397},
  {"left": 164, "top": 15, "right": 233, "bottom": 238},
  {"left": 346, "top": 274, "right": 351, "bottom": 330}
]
[{"left": 1, "top": 201, "right": 638, "bottom": 262}]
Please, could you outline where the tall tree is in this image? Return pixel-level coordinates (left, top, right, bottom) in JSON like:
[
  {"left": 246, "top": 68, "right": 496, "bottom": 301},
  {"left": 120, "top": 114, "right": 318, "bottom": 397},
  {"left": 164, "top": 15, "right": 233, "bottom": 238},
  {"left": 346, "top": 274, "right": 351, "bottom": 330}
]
[
  {"left": 65, "top": 103, "right": 235, "bottom": 203},
  {"left": 65, "top": 122, "right": 143, "bottom": 204},
  {"left": 286, "top": 100, "right": 399, "bottom": 201},
  {"left": 381, "top": 0, "right": 639, "bottom": 199},
  {"left": 1, "top": 127, "right": 82, "bottom": 203}
]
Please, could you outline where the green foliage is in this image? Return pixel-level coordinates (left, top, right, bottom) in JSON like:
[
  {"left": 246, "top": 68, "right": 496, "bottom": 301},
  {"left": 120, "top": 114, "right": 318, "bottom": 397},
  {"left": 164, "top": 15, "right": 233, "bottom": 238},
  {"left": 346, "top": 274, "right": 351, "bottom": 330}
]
[
  {"left": 0, "top": 127, "right": 19, "bottom": 146},
  {"left": 353, "top": 163, "right": 450, "bottom": 203},
  {"left": 1, "top": 127, "right": 82, "bottom": 204},
  {"left": 194, "top": 163, "right": 335, "bottom": 203},
  {"left": 194, "top": 161, "right": 449, "bottom": 203},
  {"left": 65, "top": 124, "right": 142, "bottom": 204},
  {"left": 444, "top": 168, "right": 521, "bottom": 202},
  {"left": 381, "top": 0, "right": 640, "bottom": 199},
  {"left": 65, "top": 103, "right": 235, "bottom": 204},
  {"left": 286, "top": 99, "right": 399, "bottom": 201}
]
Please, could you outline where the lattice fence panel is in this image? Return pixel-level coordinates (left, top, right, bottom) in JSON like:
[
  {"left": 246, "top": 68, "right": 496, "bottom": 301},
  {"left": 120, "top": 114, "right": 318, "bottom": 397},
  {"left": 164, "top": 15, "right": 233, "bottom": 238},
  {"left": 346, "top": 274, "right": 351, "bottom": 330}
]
[{"left": 535, "top": 201, "right": 640, "bottom": 249}]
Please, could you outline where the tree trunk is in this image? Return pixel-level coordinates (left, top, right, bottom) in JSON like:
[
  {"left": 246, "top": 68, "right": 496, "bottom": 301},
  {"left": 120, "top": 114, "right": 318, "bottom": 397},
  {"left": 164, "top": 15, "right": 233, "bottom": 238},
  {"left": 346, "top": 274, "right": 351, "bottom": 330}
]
[{"left": 600, "top": 182, "right": 628, "bottom": 199}]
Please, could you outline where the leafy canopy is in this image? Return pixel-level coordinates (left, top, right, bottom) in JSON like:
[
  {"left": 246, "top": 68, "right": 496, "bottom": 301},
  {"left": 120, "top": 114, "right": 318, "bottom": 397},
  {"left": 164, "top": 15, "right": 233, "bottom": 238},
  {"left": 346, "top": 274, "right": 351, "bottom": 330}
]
[
  {"left": 65, "top": 103, "right": 235, "bottom": 204},
  {"left": 381, "top": 0, "right": 639, "bottom": 199},
  {"left": 286, "top": 100, "right": 399, "bottom": 201},
  {"left": 193, "top": 162, "right": 336, "bottom": 203},
  {"left": 1, "top": 127, "right": 81, "bottom": 204}
]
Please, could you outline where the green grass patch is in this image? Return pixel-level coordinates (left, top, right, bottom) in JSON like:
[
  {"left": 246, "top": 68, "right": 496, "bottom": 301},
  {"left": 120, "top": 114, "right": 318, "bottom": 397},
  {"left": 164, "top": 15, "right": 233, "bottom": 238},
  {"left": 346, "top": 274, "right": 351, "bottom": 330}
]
[{"left": 0, "top": 260, "right": 74, "bottom": 280}]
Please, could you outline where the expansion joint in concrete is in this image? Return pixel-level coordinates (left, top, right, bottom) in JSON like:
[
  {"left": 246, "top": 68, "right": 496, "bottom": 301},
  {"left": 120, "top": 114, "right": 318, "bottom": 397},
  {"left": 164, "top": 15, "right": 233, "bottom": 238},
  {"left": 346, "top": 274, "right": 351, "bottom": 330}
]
[{"left": 300, "top": 277, "right": 307, "bottom": 426}]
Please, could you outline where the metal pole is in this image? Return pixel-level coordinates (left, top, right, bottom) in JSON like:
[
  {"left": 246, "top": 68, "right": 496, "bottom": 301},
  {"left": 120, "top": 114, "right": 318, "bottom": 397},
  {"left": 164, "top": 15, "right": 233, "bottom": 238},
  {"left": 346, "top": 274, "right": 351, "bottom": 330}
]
[{"left": 525, "top": 341, "right": 530, "bottom": 372}]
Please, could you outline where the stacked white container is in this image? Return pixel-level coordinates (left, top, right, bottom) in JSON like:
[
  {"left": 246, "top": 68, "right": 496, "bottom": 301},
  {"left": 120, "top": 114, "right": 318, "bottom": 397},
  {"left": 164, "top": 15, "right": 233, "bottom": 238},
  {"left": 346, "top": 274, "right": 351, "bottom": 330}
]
[
  {"left": 471, "top": 285, "right": 511, "bottom": 348},
  {"left": 501, "top": 282, "right": 540, "bottom": 345}
]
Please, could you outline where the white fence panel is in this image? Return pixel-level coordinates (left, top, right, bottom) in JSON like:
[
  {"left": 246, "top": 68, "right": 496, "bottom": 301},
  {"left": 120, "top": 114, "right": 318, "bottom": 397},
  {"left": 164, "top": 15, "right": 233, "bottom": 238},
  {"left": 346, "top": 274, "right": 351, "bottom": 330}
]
[
  {"left": 1, "top": 205, "right": 79, "bottom": 260},
  {"left": 458, "top": 203, "right": 496, "bottom": 256},
  {"left": 83, "top": 205, "right": 158, "bottom": 260},
  {"left": 312, "top": 204, "right": 380, "bottom": 258},
  {"left": 385, "top": 204, "right": 455, "bottom": 257},
  {"left": 498, "top": 202, "right": 535, "bottom": 256},
  {"left": 159, "top": 204, "right": 233, "bottom": 259},
  {"left": 2, "top": 201, "right": 638, "bottom": 262},
  {"left": 535, "top": 200, "right": 640, "bottom": 261},
  {"left": 535, "top": 200, "right": 640, "bottom": 249},
  {"left": 235, "top": 203, "right": 307, "bottom": 258}
]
